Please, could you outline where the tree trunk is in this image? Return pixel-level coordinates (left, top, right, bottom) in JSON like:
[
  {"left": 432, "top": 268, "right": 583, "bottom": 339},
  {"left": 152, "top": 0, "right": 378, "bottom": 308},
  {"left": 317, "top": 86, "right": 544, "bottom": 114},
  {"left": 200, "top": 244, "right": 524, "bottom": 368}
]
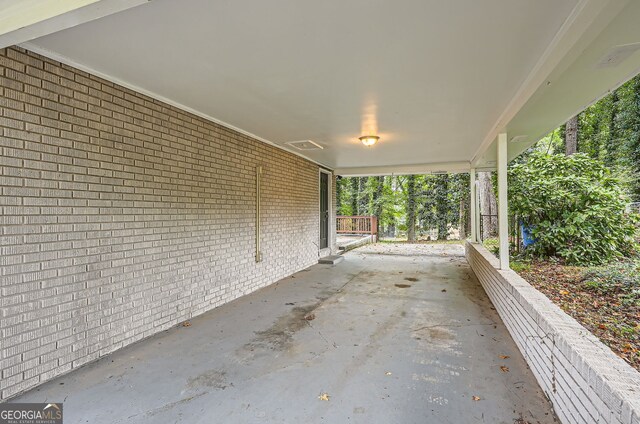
[
  {"left": 350, "top": 177, "right": 358, "bottom": 215},
  {"left": 406, "top": 175, "right": 417, "bottom": 242},
  {"left": 435, "top": 174, "right": 449, "bottom": 240},
  {"left": 387, "top": 222, "right": 396, "bottom": 238},
  {"left": 372, "top": 176, "right": 384, "bottom": 234},
  {"left": 565, "top": 115, "right": 578, "bottom": 155},
  {"left": 478, "top": 172, "right": 497, "bottom": 239},
  {"left": 336, "top": 177, "right": 343, "bottom": 215},
  {"left": 489, "top": 174, "right": 498, "bottom": 236},
  {"left": 459, "top": 174, "right": 471, "bottom": 240},
  {"left": 358, "top": 177, "right": 368, "bottom": 215},
  {"left": 459, "top": 196, "right": 467, "bottom": 239}
]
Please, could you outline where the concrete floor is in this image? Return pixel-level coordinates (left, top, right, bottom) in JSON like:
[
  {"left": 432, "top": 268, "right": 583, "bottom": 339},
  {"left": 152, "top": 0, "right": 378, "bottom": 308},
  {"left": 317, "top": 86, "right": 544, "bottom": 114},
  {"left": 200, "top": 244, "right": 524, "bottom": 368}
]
[{"left": 13, "top": 243, "right": 557, "bottom": 424}]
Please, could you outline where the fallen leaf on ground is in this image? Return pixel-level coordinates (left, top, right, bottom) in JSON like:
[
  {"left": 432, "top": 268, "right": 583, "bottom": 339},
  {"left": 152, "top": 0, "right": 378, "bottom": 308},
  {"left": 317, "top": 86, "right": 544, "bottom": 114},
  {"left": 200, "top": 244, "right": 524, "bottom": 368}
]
[
  {"left": 499, "top": 355, "right": 510, "bottom": 359},
  {"left": 182, "top": 321, "right": 191, "bottom": 327},
  {"left": 304, "top": 313, "right": 316, "bottom": 321},
  {"left": 472, "top": 396, "right": 481, "bottom": 401},
  {"left": 517, "top": 260, "right": 640, "bottom": 372},
  {"left": 441, "top": 289, "right": 447, "bottom": 292},
  {"left": 559, "top": 289, "right": 570, "bottom": 296},
  {"left": 500, "top": 366, "right": 509, "bottom": 373},
  {"left": 318, "top": 393, "right": 330, "bottom": 401}
]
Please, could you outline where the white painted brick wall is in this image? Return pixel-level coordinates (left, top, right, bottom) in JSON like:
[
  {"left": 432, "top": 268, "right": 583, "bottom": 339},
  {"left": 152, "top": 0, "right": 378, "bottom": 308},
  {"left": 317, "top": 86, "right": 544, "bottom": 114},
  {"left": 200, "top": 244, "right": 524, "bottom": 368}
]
[
  {"left": 466, "top": 241, "right": 640, "bottom": 424},
  {"left": 0, "top": 47, "right": 335, "bottom": 400}
]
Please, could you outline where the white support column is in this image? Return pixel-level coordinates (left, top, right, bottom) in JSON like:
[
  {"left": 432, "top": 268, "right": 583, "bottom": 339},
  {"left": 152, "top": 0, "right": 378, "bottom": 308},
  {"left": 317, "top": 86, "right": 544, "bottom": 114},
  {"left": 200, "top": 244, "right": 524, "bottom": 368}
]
[
  {"left": 475, "top": 180, "right": 481, "bottom": 242},
  {"left": 497, "top": 132, "right": 509, "bottom": 270},
  {"left": 469, "top": 168, "right": 477, "bottom": 242}
]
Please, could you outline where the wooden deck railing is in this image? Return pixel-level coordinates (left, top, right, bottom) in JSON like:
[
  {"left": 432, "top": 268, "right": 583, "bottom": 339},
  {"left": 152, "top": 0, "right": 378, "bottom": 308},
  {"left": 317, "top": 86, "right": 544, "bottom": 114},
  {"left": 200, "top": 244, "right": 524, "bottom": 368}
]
[{"left": 336, "top": 216, "right": 378, "bottom": 239}]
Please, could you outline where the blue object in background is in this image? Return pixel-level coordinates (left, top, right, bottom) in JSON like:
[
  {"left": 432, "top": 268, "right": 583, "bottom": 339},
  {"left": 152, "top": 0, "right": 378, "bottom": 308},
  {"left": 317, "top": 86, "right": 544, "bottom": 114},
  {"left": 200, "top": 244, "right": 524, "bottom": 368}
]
[{"left": 521, "top": 223, "right": 536, "bottom": 247}]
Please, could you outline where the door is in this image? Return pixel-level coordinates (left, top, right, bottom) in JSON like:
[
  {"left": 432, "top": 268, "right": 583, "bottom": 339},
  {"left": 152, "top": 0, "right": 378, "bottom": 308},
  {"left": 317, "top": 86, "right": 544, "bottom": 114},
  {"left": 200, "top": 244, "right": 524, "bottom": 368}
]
[{"left": 320, "top": 172, "right": 329, "bottom": 249}]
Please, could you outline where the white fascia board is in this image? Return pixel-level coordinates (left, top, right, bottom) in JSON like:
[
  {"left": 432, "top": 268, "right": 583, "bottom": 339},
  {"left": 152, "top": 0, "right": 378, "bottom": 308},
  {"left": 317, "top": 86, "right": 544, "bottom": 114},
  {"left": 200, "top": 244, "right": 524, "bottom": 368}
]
[
  {"left": 334, "top": 161, "right": 471, "bottom": 177},
  {"left": 0, "top": 0, "right": 151, "bottom": 49},
  {"left": 471, "top": 0, "right": 629, "bottom": 167}
]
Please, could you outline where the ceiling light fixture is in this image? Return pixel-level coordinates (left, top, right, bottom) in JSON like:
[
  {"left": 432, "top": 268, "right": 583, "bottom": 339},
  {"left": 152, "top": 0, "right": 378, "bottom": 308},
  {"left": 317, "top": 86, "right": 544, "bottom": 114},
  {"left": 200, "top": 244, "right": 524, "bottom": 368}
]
[{"left": 359, "top": 135, "right": 379, "bottom": 146}]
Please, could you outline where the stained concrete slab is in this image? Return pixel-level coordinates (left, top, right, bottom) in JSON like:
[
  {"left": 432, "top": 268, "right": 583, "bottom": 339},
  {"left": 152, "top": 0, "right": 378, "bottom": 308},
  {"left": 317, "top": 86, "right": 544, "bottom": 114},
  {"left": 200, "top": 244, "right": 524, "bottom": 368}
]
[{"left": 11, "top": 243, "right": 557, "bottom": 424}]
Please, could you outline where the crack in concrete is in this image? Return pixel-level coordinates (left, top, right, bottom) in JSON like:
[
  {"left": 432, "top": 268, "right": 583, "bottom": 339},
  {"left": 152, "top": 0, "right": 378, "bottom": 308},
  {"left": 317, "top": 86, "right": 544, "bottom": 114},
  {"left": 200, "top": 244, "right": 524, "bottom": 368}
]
[{"left": 303, "top": 270, "right": 366, "bottom": 350}]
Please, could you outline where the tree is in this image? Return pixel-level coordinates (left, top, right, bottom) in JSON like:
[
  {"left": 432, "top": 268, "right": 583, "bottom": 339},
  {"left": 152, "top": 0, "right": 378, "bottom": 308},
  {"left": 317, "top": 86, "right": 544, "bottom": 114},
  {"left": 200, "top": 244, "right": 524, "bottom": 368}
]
[
  {"left": 434, "top": 174, "right": 450, "bottom": 240},
  {"left": 357, "top": 177, "right": 368, "bottom": 215},
  {"left": 350, "top": 177, "right": 358, "bottom": 215},
  {"left": 453, "top": 173, "right": 471, "bottom": 238},
  {"left": 337, "top": 173, "right": 473, "bottom": 242},
  {"left": 556, "top": 73, "right": 640, "bottom": 200},
  {"left": 406, "top": 175, "right": 417, "bottom": 242},
  {"left": 384, "top": 176, "right": 400, "bottom": 237},
  {"left": 336, "top": 176, "right": 343, "bottom": 214},
  {"left": 508, "top": 152, "right": 636, "bottom": 265},
  {"left": 478, "top": 171, "right": 497, "bottom": 239},
  {"left": 623, "top": 76, "right": 640, "bottom": 199},
  {"left": 606, "top": 90, "right": 621, "bottom": 167},
  {"left": 371, "top": 176, "right": 384, "bottom": 234},
  {"left": 565, "top": 115, "right": 579, "bottom": 155}
]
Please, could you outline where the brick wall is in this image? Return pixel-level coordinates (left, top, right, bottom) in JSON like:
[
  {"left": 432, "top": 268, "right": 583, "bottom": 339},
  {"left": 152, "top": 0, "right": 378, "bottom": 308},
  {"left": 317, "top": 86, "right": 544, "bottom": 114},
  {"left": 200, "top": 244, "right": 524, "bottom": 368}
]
[
  {"left": 466, "top": 241, "right": 640, "bottom": 424},
  {"left": 0, "top": 47, "right": 334, "bottom": 400}
]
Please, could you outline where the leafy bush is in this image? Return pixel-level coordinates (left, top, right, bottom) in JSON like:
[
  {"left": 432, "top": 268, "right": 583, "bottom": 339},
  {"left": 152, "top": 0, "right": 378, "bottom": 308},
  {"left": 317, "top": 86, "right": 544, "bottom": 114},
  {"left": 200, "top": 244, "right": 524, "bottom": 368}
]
[{"left": 508, "top": 152, "right": 637, "bottom": 265}]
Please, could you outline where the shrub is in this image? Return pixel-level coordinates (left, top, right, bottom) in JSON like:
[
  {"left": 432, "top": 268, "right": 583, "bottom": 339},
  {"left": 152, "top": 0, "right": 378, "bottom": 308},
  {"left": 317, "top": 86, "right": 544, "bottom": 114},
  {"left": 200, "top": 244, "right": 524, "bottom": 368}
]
[{"left": 508, "top": 152, "right": 637, "bottom": 265}]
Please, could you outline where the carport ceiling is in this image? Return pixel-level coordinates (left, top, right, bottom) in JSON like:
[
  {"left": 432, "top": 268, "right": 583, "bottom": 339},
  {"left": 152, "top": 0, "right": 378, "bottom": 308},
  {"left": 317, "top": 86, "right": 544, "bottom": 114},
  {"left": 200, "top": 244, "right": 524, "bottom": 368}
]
[{"left": 15, "top": 0, "right": 640, "bottom": 174}]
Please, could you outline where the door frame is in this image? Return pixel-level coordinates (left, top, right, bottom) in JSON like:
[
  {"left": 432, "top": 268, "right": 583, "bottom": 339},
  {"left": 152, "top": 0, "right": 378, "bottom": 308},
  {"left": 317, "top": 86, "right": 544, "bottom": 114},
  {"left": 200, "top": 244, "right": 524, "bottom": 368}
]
[{"left": 319, "top": 168, "right": 333, "bottom": 255}]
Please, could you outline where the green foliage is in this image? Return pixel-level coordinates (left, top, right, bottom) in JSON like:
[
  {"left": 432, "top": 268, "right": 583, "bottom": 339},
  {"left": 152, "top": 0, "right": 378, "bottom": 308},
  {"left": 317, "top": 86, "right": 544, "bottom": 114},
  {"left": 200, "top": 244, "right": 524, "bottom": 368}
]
[
  {"left": 338, "top": 173, "right": 470, "bottom": 240},
  {"left": 582, "top": 259, "right": 640, "bottom": 306},
  {"left": 520, "top": 73, "right": 640, "bottom": 201},
  {"left": 483, "top": 237, "right": 499, "bottom": 255},
  {"left": 509, "top": 260, "right": 532, "bottom": 273},
  {"left": 621, "top": 75, "right": 640, "bottom": 199},
  {"left": 577, "top": 74, "right": 640, "bottom": 199},
  {"left": 416, "top": 174, "right": 467, "bottom": 239},
  {"left": 508, "top": 152, "right": 637, "bottom": 265}
]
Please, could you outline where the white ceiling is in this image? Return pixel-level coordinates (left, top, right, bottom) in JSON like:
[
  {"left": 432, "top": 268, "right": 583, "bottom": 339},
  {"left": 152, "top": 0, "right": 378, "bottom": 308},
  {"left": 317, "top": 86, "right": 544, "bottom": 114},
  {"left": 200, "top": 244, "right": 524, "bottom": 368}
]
[{"left": 18, "top": 0, "right": 640, "bottom": 174}]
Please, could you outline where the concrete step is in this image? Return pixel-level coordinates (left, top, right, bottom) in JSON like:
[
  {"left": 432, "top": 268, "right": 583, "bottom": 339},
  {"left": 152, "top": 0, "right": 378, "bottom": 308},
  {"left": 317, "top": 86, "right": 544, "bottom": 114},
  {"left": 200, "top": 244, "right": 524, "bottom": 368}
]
[
  {"left": 336, "top": 235, "right": 375, "bottom": 253},
  {"left": 318, "top": 255, "right": 344, "bottom": 265}
]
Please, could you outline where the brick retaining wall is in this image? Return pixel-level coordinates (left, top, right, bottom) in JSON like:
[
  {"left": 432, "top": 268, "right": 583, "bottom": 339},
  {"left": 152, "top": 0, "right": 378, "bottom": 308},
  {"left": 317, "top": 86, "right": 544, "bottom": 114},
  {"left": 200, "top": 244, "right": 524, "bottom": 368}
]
[{"left": 466, "top": 241, "right": 640, "bottom": 424}]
